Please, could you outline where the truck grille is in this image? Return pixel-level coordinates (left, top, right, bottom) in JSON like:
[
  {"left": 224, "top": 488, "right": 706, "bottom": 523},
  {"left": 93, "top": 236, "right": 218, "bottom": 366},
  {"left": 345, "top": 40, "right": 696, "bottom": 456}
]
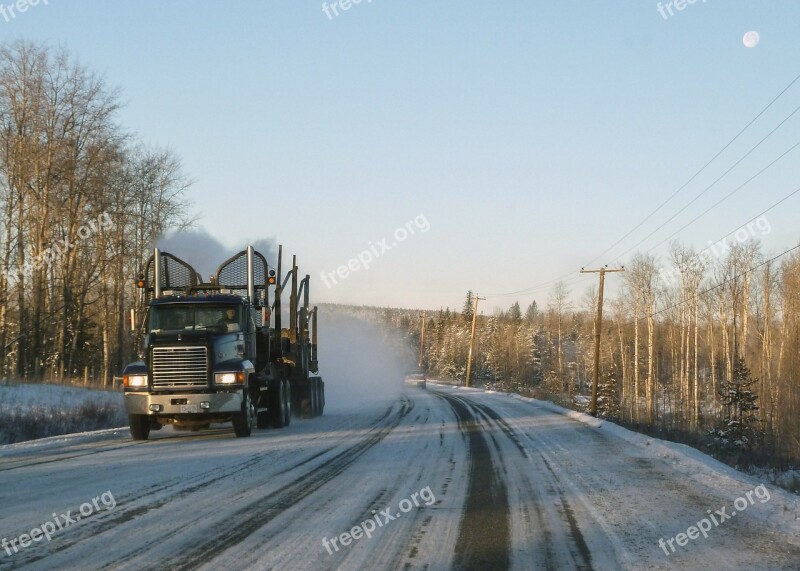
[{"left": 152, "top": 346, "right": 208, "bottom": 389}]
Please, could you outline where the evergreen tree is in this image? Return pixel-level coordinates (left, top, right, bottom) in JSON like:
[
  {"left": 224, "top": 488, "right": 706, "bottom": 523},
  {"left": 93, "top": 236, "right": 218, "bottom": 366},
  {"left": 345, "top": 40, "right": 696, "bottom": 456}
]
[
  {"left": 524, "top": 301, "right": 539, "bottom": 324},
  {"left": 711, "top": 357, "right": 761, "bottom": 450},
  {"left": 462, "top": 291, "right": 474, "bottom": 323},
  {"left": 483, "top": 316, "right": 501, "bottom": 385},
  {"left": 597, "top": 365, "right": 621, "bottom": 420}
]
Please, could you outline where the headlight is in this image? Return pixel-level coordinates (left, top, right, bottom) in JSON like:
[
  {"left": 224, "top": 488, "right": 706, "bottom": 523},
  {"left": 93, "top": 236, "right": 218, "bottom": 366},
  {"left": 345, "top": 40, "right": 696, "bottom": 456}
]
[
  {"left": 124, "top": 374, "right": 148, "bottom": 388},
  {"left": 215, "top": 371, "right": 244, "bottom": 385}
]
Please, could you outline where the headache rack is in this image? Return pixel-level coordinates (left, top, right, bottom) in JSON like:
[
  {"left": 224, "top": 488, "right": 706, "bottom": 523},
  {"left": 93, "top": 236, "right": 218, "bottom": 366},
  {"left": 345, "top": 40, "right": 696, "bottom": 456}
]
[
  {"left": 134, "top": 243, "right": 317, "bottom": 375},
  {"left": 138, "top": 246, "right": 275, "bottom": 326}
]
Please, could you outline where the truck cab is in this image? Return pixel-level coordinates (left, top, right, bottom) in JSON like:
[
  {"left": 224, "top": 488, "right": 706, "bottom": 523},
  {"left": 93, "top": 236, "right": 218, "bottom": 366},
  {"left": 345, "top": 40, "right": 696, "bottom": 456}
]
[
  {"left": 123, "top": 245, "right": 323, "bottom": 441},
  {"left": 123, "top": 294, "right": 260, "bottom": 439}
]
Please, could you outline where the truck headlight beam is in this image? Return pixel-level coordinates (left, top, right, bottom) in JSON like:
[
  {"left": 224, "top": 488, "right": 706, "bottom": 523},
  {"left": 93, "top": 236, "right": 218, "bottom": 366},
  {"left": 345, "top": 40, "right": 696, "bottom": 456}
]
[
  {"left": 215, "top": 372, "right": 244, "bottom": 385},
  {"left": 124, "top": 374, "right": 148, "bottom": 388}
]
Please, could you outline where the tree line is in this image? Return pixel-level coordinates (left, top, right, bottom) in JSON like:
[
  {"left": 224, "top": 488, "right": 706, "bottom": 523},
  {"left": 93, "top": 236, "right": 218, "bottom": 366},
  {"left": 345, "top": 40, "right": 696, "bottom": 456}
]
[
  {"left": 375, "top": 241, "right": 800, "bottom": 469},
  {"left": 0, "top": 41, "right": 192, "bottom": 385}
]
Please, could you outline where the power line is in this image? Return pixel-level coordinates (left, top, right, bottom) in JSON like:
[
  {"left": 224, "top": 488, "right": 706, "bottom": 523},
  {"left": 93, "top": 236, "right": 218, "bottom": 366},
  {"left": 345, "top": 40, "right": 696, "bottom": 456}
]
[
  {"left": 583, "top": 70, "right": 800, "bottom": 268},
  {"left": 687, "top": 184, "right": 800, "bottom": 259},
  {"left": 482, "top": 269, "right": 583, "bottom": 298},
  {"left": 642, "top": 137, "right": 800, "bottom": 255},
  {"left": 486, "top": 147, "right": 796, "bottom": 300},
  {"left": 481, "top": 71, "right": 800, "bottom": 302},
  {"left": 483, "top": 273, "right": 592, "bottom": 300},
  {"left": 609, "top": 102, "right": 800, "bottom": 263}
]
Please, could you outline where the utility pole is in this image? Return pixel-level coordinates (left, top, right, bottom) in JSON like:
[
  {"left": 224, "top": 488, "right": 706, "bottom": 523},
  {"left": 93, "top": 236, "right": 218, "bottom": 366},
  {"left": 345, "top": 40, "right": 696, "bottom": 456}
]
[
  {"left": 580, "top": 266, "right": 624, "bottom": 417},
  {"left": 418, "top": 314, "right": 426, "bottom": 370},
  {"left": 465, "top": 296, "right": 485, "bottom": 388}
]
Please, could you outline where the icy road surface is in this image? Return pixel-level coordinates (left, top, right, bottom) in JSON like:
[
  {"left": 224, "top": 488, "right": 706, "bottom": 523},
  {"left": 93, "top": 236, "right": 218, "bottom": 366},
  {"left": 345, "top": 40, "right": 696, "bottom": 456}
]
[{"left": 1, "top": 385, "right": 799, "bottom": 570}]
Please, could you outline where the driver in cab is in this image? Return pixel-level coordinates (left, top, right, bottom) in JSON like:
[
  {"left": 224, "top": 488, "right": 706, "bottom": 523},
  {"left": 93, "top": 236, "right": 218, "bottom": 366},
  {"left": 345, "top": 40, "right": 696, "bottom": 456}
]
[{"left": 219, "top": 307, "right": 241, "bottom": 332}]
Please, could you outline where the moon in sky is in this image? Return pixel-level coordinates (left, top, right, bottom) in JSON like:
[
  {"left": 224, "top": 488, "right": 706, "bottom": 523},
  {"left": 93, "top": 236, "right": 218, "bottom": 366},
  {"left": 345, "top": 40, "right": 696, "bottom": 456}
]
[{"left": 743, "top": 31, "right": 760, "bottom": 48}]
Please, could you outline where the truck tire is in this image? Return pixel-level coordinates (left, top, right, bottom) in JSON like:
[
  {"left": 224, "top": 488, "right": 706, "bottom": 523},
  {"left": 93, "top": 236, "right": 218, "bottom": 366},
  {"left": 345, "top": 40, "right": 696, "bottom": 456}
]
[
  {"left": 271, "top": 380, "right": 288, "bottom": 428},
  {"left": 129, "top": 414, "right": 151, "bottom": 441},
  {"left": 257, "top": 369, "right": 274, "bottom": 428},
  {"left": 313, "top": 378, "right": 322, "bottom": 416},
  {"left": 233, "top": 390, "right": 255, "bottom": 437},
  {"left": 310, "top": 378, "right": 319, "bottom": 417},
  {"left": 307, "top": 377, "right": 323, "bottom": 417},
  {"left": 300, "top": 383, "right": 311, "bottom": 419},
  {"left": 282, "top": 380, "right": 292, "bottom": 427}
]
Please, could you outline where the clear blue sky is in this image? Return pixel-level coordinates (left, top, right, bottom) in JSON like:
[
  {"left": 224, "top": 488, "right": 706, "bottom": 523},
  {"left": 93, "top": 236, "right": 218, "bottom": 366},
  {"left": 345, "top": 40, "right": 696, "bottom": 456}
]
[{"left": 7, "top": 1, "right": 800, "bottom": 312}]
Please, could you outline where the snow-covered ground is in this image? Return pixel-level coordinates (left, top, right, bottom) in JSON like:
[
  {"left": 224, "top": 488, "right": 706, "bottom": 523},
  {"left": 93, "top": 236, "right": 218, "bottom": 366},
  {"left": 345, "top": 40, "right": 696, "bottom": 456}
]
[
  {"left": 0, "top": 383, "right": 122, "bottom": 410},
  {"left": 2, "top": 315, "right": 797, "bottom": 569},
  {"left": 1, "top": 383, "right": 798, "bottom": 570},
  {"left": 0, "top": 383, "right": 126, "bottom": 445}
]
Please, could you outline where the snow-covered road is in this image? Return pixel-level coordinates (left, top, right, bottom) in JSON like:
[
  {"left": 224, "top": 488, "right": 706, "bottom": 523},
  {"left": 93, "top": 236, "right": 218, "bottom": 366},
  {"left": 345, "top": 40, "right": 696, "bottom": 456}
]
[{"left": 1, "top": 385, "right": 798, "bottom": 570}]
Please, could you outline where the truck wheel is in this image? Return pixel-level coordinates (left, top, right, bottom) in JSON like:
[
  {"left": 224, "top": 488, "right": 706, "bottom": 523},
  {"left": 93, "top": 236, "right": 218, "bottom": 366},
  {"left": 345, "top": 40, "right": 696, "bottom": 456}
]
[
  {"left": 313, "top": 378, "right": 321, "bottom": 416},
  {"left": 308, "top": 378, "right": 323, "bottom": 417},
  {"left": 282, "top": 380, "right": 292, "bottom": 427},
  {"left": 129, "top": 414, "right": 151, "bottom": 441},
  {"left": 233, "top": 390, "right": 255, "bottom": 437},
  {"left": 271, "top": 380, "right": 287, "bottom": 428},
  {"left": 310, "top": 378, "right": 319, "bottom": 417},
  {"left": 301, "top": 384, "right": 311, "bottom": 419}
]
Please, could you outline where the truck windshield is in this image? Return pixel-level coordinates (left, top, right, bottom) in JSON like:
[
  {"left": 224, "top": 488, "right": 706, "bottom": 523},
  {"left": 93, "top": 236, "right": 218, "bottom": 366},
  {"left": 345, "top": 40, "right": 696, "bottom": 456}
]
[{"left": 148, "top": 305, "right": 242, "bottom": 333}]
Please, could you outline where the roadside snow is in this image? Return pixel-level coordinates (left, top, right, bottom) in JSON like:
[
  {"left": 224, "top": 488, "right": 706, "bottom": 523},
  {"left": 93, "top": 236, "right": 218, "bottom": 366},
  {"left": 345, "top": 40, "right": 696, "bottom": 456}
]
[
  {"left": 0, "top": 383, "right": 126, "bottom": 447},
  {"left": 0, "top": 383, "right": 122, "bottom": 409},
  {"left": 521, "top": 394, "right": 800, "bottom": 540},
  {"left": 431, "top": 381, "right": 800, "bottom": 543}
]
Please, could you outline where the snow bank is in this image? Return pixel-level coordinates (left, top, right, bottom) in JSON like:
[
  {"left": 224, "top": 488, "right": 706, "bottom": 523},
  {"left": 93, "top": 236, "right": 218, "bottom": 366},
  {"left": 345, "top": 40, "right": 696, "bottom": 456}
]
[
  {"left": 438, "top": 383, "right": 800, "bottom": 541},
  {"left": 0, "top": 383, "right": 126, "bottom": 447}
]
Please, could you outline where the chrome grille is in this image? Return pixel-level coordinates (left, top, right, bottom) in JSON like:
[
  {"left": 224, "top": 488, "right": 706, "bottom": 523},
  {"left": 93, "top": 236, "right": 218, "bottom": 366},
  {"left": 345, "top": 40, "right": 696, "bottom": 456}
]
[{"left": 152, "top": 346, "right": 208, "bottom": 389}]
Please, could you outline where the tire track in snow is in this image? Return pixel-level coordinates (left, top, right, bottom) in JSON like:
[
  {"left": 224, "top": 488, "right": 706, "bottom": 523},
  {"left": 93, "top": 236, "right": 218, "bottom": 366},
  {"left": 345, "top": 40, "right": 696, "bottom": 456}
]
[
  {"left": 161, "top": 397, "right": 415, "bottom": 571},
  {"left": 1, "top": 406, "right": 402, "bottom": 570},
  {"left": 436, "top": 392, "right": 510, "bottom": 571},
  {"left": 0, "top": 439, "right": 148, "bottom": 472},
  {"left": 470, "top": 400, "right": 594, "bottom": 570},
  {"left": 8, "top": 446, "right": 282, "bottom": 570},
  {"left": 0, "top": 427, "right": 240, "bottom": 473}
]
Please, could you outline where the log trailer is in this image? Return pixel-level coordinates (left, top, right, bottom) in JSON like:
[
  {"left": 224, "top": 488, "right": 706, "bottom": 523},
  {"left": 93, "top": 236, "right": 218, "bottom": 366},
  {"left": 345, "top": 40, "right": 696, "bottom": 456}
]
[{"left": 122, "top": 245, "right": 323, "bottom": 440}]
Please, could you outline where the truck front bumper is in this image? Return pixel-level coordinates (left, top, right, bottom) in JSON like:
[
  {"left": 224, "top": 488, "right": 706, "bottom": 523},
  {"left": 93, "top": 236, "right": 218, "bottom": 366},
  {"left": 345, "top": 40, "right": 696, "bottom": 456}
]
[{"left": 125, "top": 391, "right": 243, "bottom": 416}]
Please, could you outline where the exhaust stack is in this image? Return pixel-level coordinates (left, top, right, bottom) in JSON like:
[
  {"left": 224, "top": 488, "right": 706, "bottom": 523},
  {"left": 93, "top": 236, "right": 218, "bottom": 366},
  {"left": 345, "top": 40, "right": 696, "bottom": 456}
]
[
  {"left": 247, "top": 245, "right": 255, "bottom": 303},
  {"left": 154, "top": 247, "right": 162, "bottom": 299}
]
